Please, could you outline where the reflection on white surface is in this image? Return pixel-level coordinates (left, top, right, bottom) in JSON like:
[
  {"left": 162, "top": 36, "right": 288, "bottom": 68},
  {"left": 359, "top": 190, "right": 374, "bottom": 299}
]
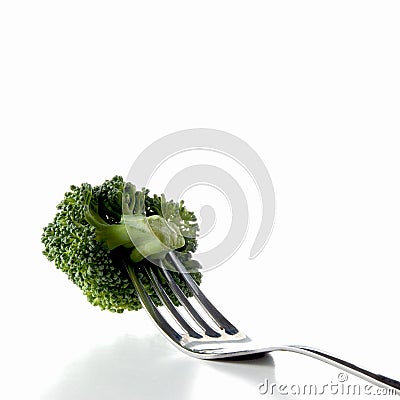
[
  {"left": 41, "top": 333, "right": 283, "bottom": 400},
  {"left": 42, "top": 334, "right": 198, "bottom": 400}
]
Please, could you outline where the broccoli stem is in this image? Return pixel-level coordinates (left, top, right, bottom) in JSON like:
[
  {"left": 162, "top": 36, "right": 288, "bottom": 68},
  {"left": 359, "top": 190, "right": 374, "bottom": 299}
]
[{"left": 86, "top": 202, "right": 185, "bottom": 262}]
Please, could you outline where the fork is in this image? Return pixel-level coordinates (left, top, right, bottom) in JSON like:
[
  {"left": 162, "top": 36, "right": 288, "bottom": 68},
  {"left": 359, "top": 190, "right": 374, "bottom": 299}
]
[{"left": 125, "top": 251, "right": 400, "bottom": 393}]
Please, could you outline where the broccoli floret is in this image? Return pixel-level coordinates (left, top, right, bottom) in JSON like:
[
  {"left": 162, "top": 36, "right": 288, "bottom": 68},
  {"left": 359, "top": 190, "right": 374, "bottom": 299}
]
[{"left": 41, "top": 175, "right": 201, "bottom": 313}]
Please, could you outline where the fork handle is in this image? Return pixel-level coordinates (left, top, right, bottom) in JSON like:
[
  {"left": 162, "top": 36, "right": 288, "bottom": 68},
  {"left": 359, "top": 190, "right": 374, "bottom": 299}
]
[{"left": 271, "top": 345, "right": 400, "bottom": 392}]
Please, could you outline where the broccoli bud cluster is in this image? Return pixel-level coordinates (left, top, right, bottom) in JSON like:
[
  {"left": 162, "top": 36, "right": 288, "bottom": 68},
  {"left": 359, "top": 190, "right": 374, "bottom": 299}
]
[{"left": 42, "top": 176, "right": 201, "bottom": 313}]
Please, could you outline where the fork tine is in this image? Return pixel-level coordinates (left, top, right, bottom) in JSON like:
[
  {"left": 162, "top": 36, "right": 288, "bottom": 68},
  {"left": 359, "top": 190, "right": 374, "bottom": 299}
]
[
  {"left": 124, "top": 262, "right": 182, "bottom": 343},
  {"left": 144, "top": 265, "right": 203, "bottom": 339},
  {"left": 167, "top": 252, "right": 239, "bottom": 335},
  {"left": 159, "top": 259, "right": 222, "bottom": 338}
]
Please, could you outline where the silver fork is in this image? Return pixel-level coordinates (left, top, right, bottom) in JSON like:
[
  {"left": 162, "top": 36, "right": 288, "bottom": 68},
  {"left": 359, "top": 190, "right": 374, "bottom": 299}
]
[{"left": 125, "top": 251, "right": 400, "bottom": 393}]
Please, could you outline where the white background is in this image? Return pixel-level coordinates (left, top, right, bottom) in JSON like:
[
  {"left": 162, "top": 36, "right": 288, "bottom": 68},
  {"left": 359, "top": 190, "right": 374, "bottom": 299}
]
[{"left": 1, "top": 1, "right": 399, "bottom": 399}]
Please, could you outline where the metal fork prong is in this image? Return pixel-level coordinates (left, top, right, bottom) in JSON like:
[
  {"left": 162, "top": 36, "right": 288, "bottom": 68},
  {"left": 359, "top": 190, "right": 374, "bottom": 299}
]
[
  {"left": 167, "top": 252, "right": 239, "bottom": 335},
  {"left": 144, "top": 265, "right": 203, "bottom": 339},
  {"left": 159, "top": 260, "right": 222, "bottom": 338},
  {"left": 124, "top": 262, "right": 182, "bottom": 343}
]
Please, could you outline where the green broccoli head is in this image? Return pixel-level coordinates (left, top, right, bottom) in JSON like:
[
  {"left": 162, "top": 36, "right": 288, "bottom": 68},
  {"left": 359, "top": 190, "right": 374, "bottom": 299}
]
[{"left": 41, "top": 175, "right": 201, "bottom": 313}]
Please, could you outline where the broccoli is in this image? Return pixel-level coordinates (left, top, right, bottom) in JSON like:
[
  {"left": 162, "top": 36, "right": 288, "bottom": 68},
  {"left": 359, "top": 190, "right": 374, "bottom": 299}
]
[{"left": 41, "top": 175, "right": 202, "bottom": 313}]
